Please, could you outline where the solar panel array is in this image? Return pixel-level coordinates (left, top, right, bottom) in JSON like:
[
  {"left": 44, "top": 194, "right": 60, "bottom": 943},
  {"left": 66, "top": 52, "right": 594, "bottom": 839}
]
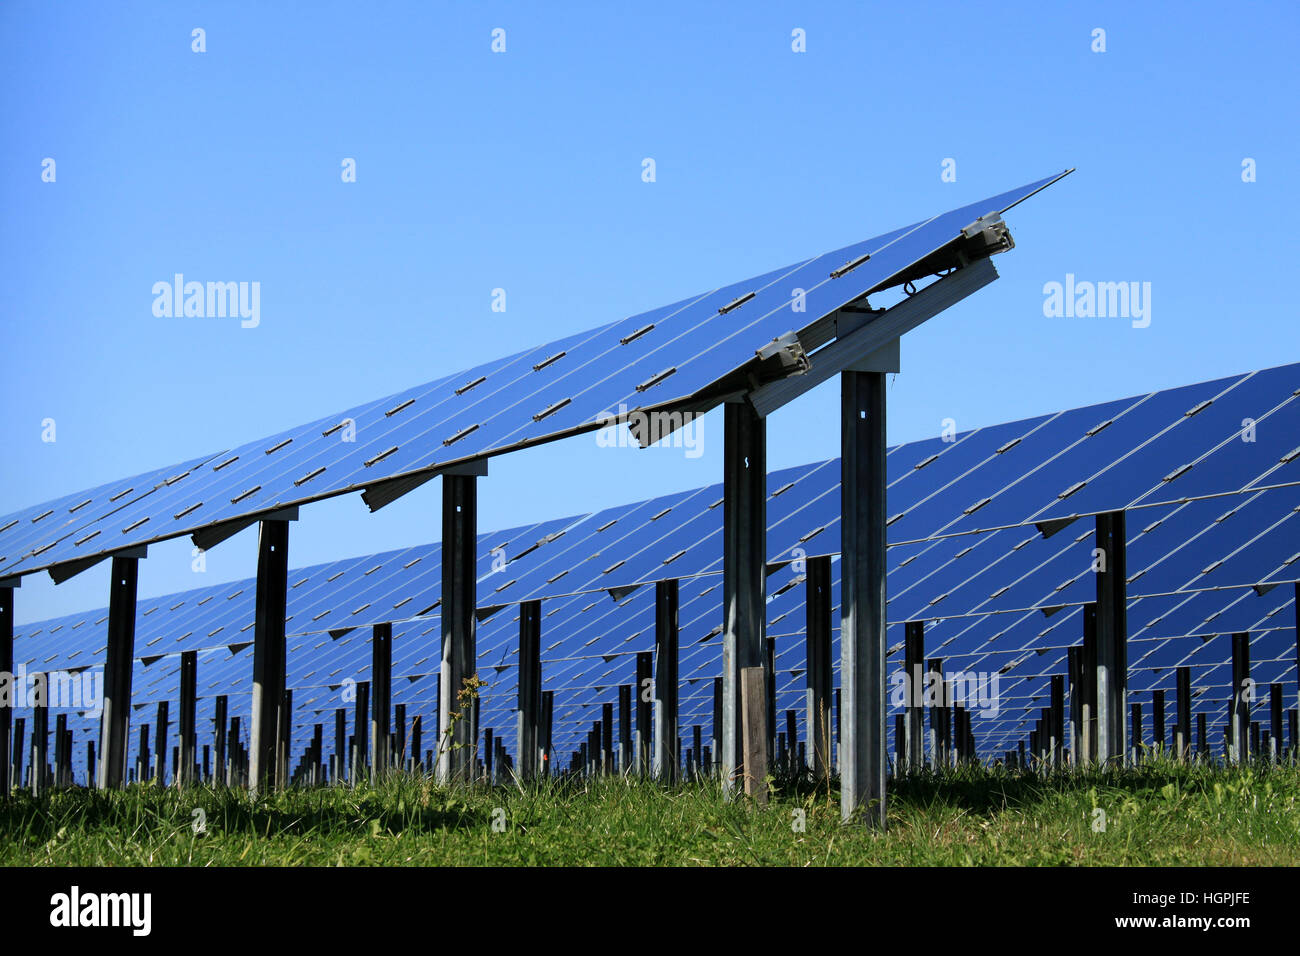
[
  {"left": 9, "top": 361, "right": 1299, "bottom": 784},
  {"left": 0, "top": 172, "right": 1071, "bottom": 583}
]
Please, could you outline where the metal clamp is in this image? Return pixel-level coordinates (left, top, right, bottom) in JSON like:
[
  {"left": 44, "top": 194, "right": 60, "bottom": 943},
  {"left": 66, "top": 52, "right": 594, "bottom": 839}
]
[
  {"left": 755, "top": 331, "right": 810, "bottom": 376},
  {"left": 960, "top": 212, "right": 1014, "bottom": 255}
]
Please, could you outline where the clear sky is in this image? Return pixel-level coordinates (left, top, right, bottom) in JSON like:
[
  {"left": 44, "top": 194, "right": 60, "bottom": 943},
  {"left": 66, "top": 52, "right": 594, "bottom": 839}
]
[{"left": 3, "top": 1, "right": 1297, "bottom": 624}]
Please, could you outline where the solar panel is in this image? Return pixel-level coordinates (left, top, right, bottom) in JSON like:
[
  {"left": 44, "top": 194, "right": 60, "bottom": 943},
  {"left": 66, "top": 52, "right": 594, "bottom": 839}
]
[
  {"left": 0, "top": 172, "right": 1072, "bottom": 580},
  {"left": 0, "top": 454, "right": 224, "bottom": 578}
]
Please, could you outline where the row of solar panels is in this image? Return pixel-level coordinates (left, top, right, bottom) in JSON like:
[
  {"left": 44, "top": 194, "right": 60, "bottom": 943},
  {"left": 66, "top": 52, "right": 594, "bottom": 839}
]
[
  {"left": 22, "top": 602, "right": 1297, "bottom": 786},
  {"left": 16, "top": 360, "right": 1300, "bottom": 672},
  {"left": 9, "top": 365, "right": 1300, "bottom": 781},
  {"left": 0, "top": 173, "right": 1072, "bottom": 581},
  {"left": 16, "top": 490, "right": 1298, "bottom": 720}
]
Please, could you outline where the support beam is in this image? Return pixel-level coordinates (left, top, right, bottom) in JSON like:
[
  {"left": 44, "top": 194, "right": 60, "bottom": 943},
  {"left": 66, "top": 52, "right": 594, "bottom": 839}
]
[
  {"left": 927, "top": 658, "right": 944, "bottom": 768},
  {"left": 472, "top": 696, "right": 480, "bottom": 777},
  {"left": 903, "top": 620, "right": 925, "bottom": 773},
  {"left": 0, "top": 585, "right": 13, "bottom": 798},
  {"left": 11, "top": 718, "right": 23, "bottom": 790},
  {"left": 541, "top": 691, "right": 553, "bottom": 775},
  {"left": 98, "top": 555, "right": 140, "bottom": 790},
  {"left": 278, "top": 689, "right": 292, "bottom": 787},
  {"left": 1152, "top": 689, "right": 1166, "bottom": 754},
  {"left": 370, "top": 622, "right": 392, "bottom": 782},
  {"left": 1270, "top": 684, "right": 1283, "bottom": 762},
  {"left": 766, "top": 636, "right": 777, "bottom": 770},
  {"left": 136, "top": 723, "right": 149, "bottom": 785},
  {"left": 748, "top": 257, "right": 998, "bottom": 418},
  {"left": 1080, "top": 604, "right": 1098, "bottom": 764},
  {"left": 394, "top": 704, "right": 406, "bottom": 770},
  {"left": 354, "top": 681, "right": 370, "bottom": 782},
  {"left": 618, "top": 684, "right": 631, "bottom": 774},
  {"left": 1230, "top": 632, "right": 1251, "bottom": 766},
  {"left": 1131, "top": 702, "right": 1143, "bottom": 763},
  {"left": 721, "top": 400, "right": 766, "bottom": 796},
  {"left": 177, "top": 650, "right": 197, "bottom": 787},
  {"left": 517, "top": 600, "right": 542, "bottom": 780},
  {"left": 893, "top": 715, "right": 905, "bottom": 773},
  {"left": 31, "top": 674, "right": 48, "bottom": 795},
  {"left": 334, "top": 708, "right": 346, "bottom": 781},
  {"left": 154, "top": 700, "right": 169, "bottom": 787},
  {"left": 1094, "top": 512, "right": 1128, "bottom": 766},
  {"left": 602, "top": 702, "right": 614, "bottom": 774},
  {"left": 1176, "top": 666, "right": 1192, "bottom": 762},
  {"left": 785, "top": 709, "right": 797, "bottom": 776},
  {"left": 1050, "top": 675, "right": 1065, "bottom": 768},
  {"left": 410, "top": 714, "right": 423, "bottom": 772},
  {"left": 213, "top": 695, "right": 228, "bottom": 786},
  {"left": 438, "top": 471, "right": 479, "bottom": 785},
  {"left": 712, "top": 677, "right": 722, "bottom": 778},
  {"left": 635, "top": 651, "right": 652, "bottom": 775},
  {"left": 805, "top": 556, "right": 833, "bottom": 779},
  {"left": 54, "top": 715, "right": 67, "bottom": 787},
  {"left": 312, "top": 723, "right": 324, "bottom": 782},
  {"left": 1067, "top": 646, "right": 1082, "bottom": 765},
  {"left": 841, "top": 369, "right": 887, "bottom": 824},
  {"left": 228, "top": 716, "right": 241, "bottom": 786},
  {"left": 250, "top": 519, "right": 290, "bottom": 795},
  {"left": 740, "top": 666, "right": 767, "bottom": 803},
  {"left": 653, "top": 579, "right": 679, "bottom": 784}
]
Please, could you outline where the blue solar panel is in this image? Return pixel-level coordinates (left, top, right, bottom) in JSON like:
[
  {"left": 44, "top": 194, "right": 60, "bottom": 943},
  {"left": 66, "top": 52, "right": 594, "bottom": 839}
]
[
  {"left": 0, "top": 173, "right": 1071, "bottom": 580},
  {"left": 0, "top": 454, "right": 224, "bottom": 578},
  {"left": 11, "top": 358, "right": 1300, "bottom": 768}
]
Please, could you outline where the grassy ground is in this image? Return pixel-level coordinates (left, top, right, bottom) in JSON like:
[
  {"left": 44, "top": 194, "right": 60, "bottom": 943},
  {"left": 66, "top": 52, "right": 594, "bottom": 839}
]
[{"left": 3, "top": 760, "right": 1298, "bottom": 866}]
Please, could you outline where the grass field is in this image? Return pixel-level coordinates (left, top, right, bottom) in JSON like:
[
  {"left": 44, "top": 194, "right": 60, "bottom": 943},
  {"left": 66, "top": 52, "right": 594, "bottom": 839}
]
[{"left": 4, "top": 760, "right": 1298, "bottom": 866}]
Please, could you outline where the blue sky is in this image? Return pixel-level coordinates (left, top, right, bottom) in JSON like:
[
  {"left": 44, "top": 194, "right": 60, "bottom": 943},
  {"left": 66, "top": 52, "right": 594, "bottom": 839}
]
[{"left": 3, "top": 0, "right": 1297, "bottom": 624}]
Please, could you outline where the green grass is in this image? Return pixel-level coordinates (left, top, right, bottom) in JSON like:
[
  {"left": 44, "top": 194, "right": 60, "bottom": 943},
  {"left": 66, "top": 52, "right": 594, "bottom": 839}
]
[{"left": 4, "top": 760, "right": 1299, "bottom": 866}]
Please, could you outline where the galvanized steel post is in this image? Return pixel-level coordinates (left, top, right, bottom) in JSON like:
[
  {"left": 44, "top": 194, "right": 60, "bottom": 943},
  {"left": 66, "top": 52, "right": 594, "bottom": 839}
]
[
  {"left": 722, "top": 400, "right": 766, "bottom": 797},
  {"left": 903, "top": 620, "right": 925, "bottom": 773},
  {"left": 805, "top": 556, "right": 833, "bottom": 779},
  {"left": 1230, "top": 632, "right": 1251, "bottom": 765},
  {"left": 1094, "top": 512, "right": 1129, "bottom": 766},
  {"left": 370, "top": 622, "right": 392, "bottom": 782},
  {"left": 653, "top": 579, "right": 679, "bottom": 784},
  {"left": 517, "top": 600, "right": 542, "bottom": 779},
  {"left": 250, "top": 519, "right": 290, "bottom": 795},
  {"left": 840, "top": 370, "right": 887, "bottom": 824},
  {"left": 98, "top": 554, "right": 141, "bottom": 789},
  {"left": 439, "top": 468, "right": 481, "bottom": 785},
  {"left": 178, "top": 650, "right": 197, "bottom": 786}
]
